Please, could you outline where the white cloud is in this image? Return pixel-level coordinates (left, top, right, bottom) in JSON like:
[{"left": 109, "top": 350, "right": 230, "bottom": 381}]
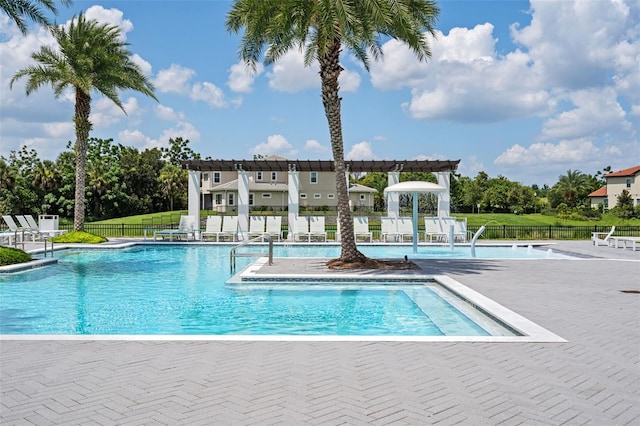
[
  {"left": 155, "top": 105, "right": 185, "bottom": 121},
  {"left": 158, "top": 122, "right": 201, "bottom": 145},
  {"left": 228, "top": 62, "right": 263, "bottom": 93},
  {"left": 304, "top": 139, "right": 329, "bottom": 153},
  {"left": 346, "top": 141, "right": 375, "bottom": 160},
  {"left": 154, "top": 64, "right": 196, "bottom": 94},
  {"left": 458, "top": 156, "right": 486, "bottom": 178},
  {"left": 85, "top": 5, "right": 134, "bottom": 41},
  {"left": 249, "top": 134, "right": 293, "bottom": 156},
  {"left": 118, "top": 122, "right": 201, "bottom": 152},
  {"left": 131, "top": 53, "right": 152, "bottom": 77},
  {"left": 266, "top": 49, "right": 360, "bottom": 93},
  {"left": 495, "top": 138, "right": 602, "bottom": 165},
  {"left": 43, "top": 122, "right": 73, "bottom": 138},
  {"left": 91, "top": 97, "right": 141, "bottom": 128},
  {"left": 190, "top": 82, "right": 228, "bottom": 108}
]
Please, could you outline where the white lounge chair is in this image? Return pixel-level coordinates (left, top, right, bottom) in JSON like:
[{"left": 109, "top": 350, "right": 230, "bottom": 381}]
[
  {"left": 218, "top": 216, "right": 239, "bottom": 242},
  {"left": 293, "top": 216, "right": 311, "bottom": 242},
  {"left": 453, "top": 220, "right": 471, "bottom": 242},
  {"left": 25, "top": 214, "right": 66, "bottom": 237},
  {"left": 397, "top": 217, "right": 414, "bottom": 242},
  {"left": 353, "top": 216, "right": 372, "bottom": 242},
  {"left": 2, "top": 215, "right": 39, "bottom": 242},
  {"left": 265, "top": 216, "right": 282, "bottom": 241},
  {"left": 611, "top": 236, "right": 640, "bottom": 251},
  {"left": 153, "top": 215, "right": 197, "bottom": 242},
  {"left": 424, "top": 217, "right": 445, "bottom": 242},
  {"left": 309, "top": 216, "right": 327, "bottom": 242},
  {"left": 592, "top": 226, "right": 615, "bottom": 246},
  {"left": 201, "top": 216, "right": 223, "bottom": 241},
  {"left": 247, "top": 216, "right": 267, "bottom": 240},
  {"left": 381, "top": 217, "right": 399, "bottom": 242}
]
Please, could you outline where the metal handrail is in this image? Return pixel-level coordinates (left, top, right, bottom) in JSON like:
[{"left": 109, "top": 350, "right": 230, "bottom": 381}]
[{"left": 230, "top": 234, "right": 273, "bottom": 274}]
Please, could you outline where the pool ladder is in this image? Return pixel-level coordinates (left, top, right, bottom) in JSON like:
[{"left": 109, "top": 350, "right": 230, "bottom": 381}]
[{"left": 230, "top": 234, "right": 274, "bottom": 274}]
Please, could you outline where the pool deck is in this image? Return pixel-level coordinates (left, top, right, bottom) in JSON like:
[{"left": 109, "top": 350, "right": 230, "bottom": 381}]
[{"left": 1, "top": 240, "right": 639, "bottom": 424}]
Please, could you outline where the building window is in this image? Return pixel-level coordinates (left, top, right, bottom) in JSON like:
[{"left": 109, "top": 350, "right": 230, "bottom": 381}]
[
  {"left": 360, "top": 194, "right": 366, "bottom": 201},
  {"left": 214, "top": 172, "right": 221, "bottom": 183},
  {"left": 300, "top": 193, "right": 307, "bottom": 199},
  {"left": 310, "top": 172, "right": 318, "bottom": 184},
  {"left": 271, "top": 171, "right": 277, "bottom": 181},
  {"left": 249, "top": 194, "right": 254, "bottom": 205},
  {"left": 203, "top": 173, "right": 209, "bottom": 181},
  {"left": 262, "top": 193, "right": 272, "bottom": 198},
  {"left": 256, "top": 171, "right": 263, "bottom": 181},
  {"left": 636, "top": 199, "right": 640, "bottom": 206},
  {"left": 215, "top": 194, "right": 222, "bottom": 205},
  {"left": 604, "top": 199, "right": 608, "bottom": 208},
  {"left": 228, "top": 193, "right": 235, "bottom": 206},
  {"left": 327, "top": 194, "right": 335, "bottom": 199},
  {"left": 314, "top": 193, "right": 321, "bottom": 199},
  {"left": 626, "top": 178, "right": 632, "bottom": 188}
]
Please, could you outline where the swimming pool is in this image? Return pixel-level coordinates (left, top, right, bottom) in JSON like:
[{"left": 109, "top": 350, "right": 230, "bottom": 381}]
[{"left": 0, "top": 245, "right": 519, "bottom": 336}]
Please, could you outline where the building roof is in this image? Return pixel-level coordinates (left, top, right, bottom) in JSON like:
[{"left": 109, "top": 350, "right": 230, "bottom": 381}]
[
  {"left": 348, "top": 183, "right": 378, "bottom": 193},
  {"left": 184, "top": 159, "right": 460, "bottom": 173},
  {"left": 588, "top": 186, "right": 607, "bottom": 197},
  {"left": 604, "top": 165, "right": 640, "bottom": 178}
]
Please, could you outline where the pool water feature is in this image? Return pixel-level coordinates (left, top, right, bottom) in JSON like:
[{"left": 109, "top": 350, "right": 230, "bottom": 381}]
[{"left": 0, "top": 245, "right": 566, "bottom": 340}]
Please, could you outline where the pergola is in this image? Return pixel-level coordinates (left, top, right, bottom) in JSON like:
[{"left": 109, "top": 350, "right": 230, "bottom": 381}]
[{"left": 182, "top": 159, "right": 460, "bottom": 240}]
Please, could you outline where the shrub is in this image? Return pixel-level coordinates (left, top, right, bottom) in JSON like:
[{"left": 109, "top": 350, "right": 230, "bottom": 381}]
[
  {"left": 52, "top": 231, "right": 108, "bottom": 244},
  {"left": 0, "top": 246, "right": 32, "bottom": 266}
]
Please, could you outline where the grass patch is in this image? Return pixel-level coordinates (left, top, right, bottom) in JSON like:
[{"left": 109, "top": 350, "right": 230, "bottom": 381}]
[
  {"left": 0, "top": 246, "right": 32, "bottom": 266},
  {"left": 52, "top": 231, "right": 108, "bottom": 244}
]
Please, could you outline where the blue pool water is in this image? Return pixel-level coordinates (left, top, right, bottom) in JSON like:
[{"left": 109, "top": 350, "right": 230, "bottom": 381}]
[{"left": 0, "top": 244, "right": 547, "bottom": 335}]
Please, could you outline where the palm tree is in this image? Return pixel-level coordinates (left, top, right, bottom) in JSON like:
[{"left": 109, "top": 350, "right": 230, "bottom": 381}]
[
  {"left": 227, "top": 0, "right": 439, "bottom": 263},
  {"left": 555, "top": 169, "right": 589, "bottom": 207},
  {"left": 0, "top": 0, "right": 72, "bottom": 34},
  {"left": 11, "top": 13, "right": 157, "bottom": 231}
]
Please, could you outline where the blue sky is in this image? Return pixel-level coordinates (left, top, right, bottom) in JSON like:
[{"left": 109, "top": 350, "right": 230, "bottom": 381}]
[{"left": 1, "top": 0, "right": 639, "bottom": 185}]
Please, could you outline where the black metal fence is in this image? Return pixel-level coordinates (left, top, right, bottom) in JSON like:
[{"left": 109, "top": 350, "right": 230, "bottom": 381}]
[{"left": 27, "top": 222, "right": 639, "bottom": 240}]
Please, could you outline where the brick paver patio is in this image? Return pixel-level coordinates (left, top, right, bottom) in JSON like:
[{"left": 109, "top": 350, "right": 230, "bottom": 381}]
[{"left": 1, "top": 241, "right": 638, "bottom": 425}]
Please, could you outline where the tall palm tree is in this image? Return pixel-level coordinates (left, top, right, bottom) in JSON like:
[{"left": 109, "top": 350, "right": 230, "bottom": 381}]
[
  {"left": 11, "top": 13, "right": 157, "bottom": 231},
  {"left": 227, "top": 0, "right": 439, "bottom": 263},
  {"left": 555, "top": 169, "right": 589, "bottom": 207},
  {"left": 0, "top": 0, "right": 72, "bottom": 34}
]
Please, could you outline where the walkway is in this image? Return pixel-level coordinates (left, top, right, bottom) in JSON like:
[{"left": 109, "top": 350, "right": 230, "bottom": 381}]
[{"left": 1, "top": 241, "right": 639, "bottom": 425}]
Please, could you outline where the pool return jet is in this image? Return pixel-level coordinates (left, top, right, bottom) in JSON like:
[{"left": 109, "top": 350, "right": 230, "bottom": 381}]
[{"left": 384, "top": 181, "right": 446, "bottom": 254}]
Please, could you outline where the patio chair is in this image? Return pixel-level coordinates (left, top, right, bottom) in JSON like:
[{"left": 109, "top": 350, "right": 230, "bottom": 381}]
[
  {"left": 201, "top": 215, "right": 224, "bottom": 241},
  {"left": 153, "top": 215, "right": 197, "bottom": 242},
  {"left": 293, "top": 216, "right": 311, "bottom": 242},
  {"left": 25, "top": 214, "right": 67, "bottom": 237},
  {"left": 353, "top": 216, "right": 372, "bottom": 242},
  {"left": 218, "top": 215, "right": 239, "bottom": 242},
  {"left": 424, "top": 217, "right": 446, "bottom": 242},
  {"left": 380, "top": 217, "right": 399, "bottom": 242},
  {"left": 247, "top": 216, "right": 267, "bottom": 240},
  {"left": 2, "top": 215, "right": 39, "bottom": 242},
  {"left": 16, "top": 215, "right": 44, "bottom": 241},
  {"left": 452, "top": 220, "right": 471, "bottom": 242},
  {"left": 309, "top": 216, "right": 327, "bottom": 242},
  {"left": 592, "top": 226, "right": 615, "bottom": 246},
  {"left": 397, "top": 217, "right": 414, "bottom": 242},
  {"left": 265, "top": 216, "right": 282, "bottom": 242}
]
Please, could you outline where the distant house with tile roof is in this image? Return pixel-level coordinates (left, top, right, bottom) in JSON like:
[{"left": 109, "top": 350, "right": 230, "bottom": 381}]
[{"left": 588, "top": 165, "right": 640, "bottom": 209}]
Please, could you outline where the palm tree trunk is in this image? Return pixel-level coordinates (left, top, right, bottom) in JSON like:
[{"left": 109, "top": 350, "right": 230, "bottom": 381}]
[
  {"left": 319, "top": 39, "right": 366, "bottom": 263},
  {"left": 73, "top": 88, "right": 92, "bottom": 231}
]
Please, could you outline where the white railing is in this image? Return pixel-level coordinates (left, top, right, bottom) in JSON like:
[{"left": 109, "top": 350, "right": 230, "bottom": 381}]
[{"left": 229, "top": 234, "right": 273, "bottom": 274}]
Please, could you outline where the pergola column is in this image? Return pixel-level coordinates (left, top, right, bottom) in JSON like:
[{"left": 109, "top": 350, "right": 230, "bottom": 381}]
[
  {"left": 287, "top": 168, "right": 299, "bottom": 241},
  {"left": 237, "top": 170, "right": 249, "bottom": 241},
  {"left": 437, "top": 171, "right": 451, "bottom": 218},
  {"left": 188, "top": 170, "right": 200, "bottom": 236},
  {"left": 387, "top": 171, "right": 400, "bottom": 218}
]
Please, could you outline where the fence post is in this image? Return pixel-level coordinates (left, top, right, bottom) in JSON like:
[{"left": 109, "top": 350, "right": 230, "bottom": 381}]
[
  {"left": 121, "top": 223, "right": 125, "bottom": 237},
  {"left": 548, "top": 225, "right": 552, "bottom": 239}
]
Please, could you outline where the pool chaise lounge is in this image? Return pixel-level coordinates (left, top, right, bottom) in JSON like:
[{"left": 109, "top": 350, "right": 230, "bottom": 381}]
[
  {"left": 610, "top": 236, "right": 640, "bottom": 251},
  {"left": 154, "top": 215, "right": 197, "bottom": 241},
  {"left": 592, "top": 226, "right": 615, "bottom": 246}
]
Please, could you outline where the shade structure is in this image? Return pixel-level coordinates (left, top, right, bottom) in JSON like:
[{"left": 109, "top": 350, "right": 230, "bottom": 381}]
[{"left": 384, "top": 181, "right": 447, "bottom": 253}]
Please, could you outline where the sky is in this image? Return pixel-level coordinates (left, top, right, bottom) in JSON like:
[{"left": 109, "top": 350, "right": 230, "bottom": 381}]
[{"left": 1, "top": 0, "right": 639, "bottom": 186}]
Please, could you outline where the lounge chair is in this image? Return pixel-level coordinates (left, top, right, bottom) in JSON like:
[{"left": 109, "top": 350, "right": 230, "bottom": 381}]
[
  {"left": 265, "top": 216, "right": 282, "bottom": 241},
  {"left": 592, "top": 226, "right": 615, "bottom": 246},
  {"left": 2, "top": 215, "right": 39, "bottom": 242},
  {"left": 293, "top": 216, "right": 311, "bottom": 242},
  {"left": 247, "top": 216, "right": 267, "bottom": 240},
  {"left": 218, "top": 216, "right": 239, "bottom": 242},
  {"left": 396, "top": 217, "right": 414, "bottom": 242},
  {"left": 201, "top": 216, "right": 223, "bottom": 241},
  {"left": 424, "top": 217, "right": 445, "bottom": 242},
  {"left": 153, "top": 215, "right": 197, "bottom": 242},
  {"left": 16, "top": 215, "right": 43, "bottom": 241},
  {"left": 309, "top": 216, "right": 327, "bottom": 242},
  {"left": 610, "top": 236, "right": 639, "bottom": 251},
  {"left": 25, "top": 214, "right": 67, "bottom": 237},
  {"left": 453, "top": 220, "right": 471, "bottom": 242},
  {"left": 353, "top": 216, "right": 372, "bottom": 242},
  {"left": 381, "top": 217, "right": 399, "bottom": 242}
]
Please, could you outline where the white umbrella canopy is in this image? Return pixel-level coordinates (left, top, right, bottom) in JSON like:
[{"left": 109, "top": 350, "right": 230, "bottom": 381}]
[{"left": 384, "top": 181, "right": 447, "bottom": 253}]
